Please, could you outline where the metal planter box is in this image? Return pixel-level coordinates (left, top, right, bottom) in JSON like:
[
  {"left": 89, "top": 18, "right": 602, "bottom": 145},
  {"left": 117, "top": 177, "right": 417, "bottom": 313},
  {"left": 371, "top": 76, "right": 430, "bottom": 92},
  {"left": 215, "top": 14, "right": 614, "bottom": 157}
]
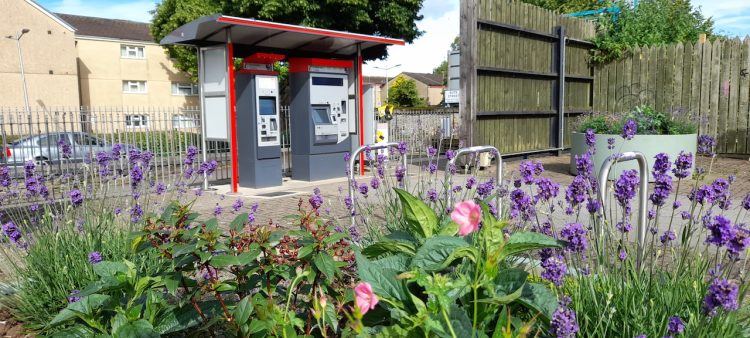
[{"left": 570, "top": 132, "right": 698, "bottom": 180}]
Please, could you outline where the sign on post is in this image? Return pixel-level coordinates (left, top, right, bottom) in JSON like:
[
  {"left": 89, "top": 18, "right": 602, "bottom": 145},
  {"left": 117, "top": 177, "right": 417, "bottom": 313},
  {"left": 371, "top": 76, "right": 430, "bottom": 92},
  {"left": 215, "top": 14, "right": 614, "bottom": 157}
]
[{"left": 445, "top": 90, "right": 460, "bottom": 104}]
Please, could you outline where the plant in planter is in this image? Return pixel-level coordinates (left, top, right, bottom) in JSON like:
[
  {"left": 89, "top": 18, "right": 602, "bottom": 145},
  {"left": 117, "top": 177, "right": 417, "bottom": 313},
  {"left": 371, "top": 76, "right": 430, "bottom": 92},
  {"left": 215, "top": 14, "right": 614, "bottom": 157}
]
[{"left": 570, "top": 106, "right": 700, "bottom": 178}]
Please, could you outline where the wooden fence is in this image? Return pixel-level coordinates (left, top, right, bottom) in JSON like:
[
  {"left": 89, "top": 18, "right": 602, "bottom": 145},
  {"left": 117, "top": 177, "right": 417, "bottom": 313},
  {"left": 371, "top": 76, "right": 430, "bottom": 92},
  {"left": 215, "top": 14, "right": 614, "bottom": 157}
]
[
  {"left": 460, "top": 0, "right": 596, "bottom": 155},
  {"left": 594, "top": 39, "right": 750, "bottom": 155}
]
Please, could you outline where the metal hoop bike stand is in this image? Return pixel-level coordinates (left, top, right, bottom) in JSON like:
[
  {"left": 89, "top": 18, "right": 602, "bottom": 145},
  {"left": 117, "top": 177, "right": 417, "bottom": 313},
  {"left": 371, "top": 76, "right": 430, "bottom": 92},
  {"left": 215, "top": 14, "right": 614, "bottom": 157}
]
[
  {"left": 347, "top": 142, "right": 408, "bottom": 227},
  {"left": 596, "top": 151, "right": 649, "bottom": 269},
  {"left": 444, "top": 146, "right": 502, "bottom": 216}
]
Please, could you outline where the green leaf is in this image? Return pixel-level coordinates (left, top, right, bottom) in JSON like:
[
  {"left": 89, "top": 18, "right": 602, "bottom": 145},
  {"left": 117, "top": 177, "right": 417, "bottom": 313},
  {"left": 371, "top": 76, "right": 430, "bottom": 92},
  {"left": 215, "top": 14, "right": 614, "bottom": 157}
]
[
  {"left": 323, "top": 232, "right": 348, "bottom": 245},
  {"left": 48, "top": 294, "right": 112, "bottom": 327},
  {"left": 93, "top": 261, "right": 129, "bottom": 278},
  {"left": 163, "top": 273, "right": 181, "bottom": 295},
  {"left": 356, "top": 252, "right": 409, "bottom": 303},
  {"left": 154, "top": 301, "right": 223, "bottom": 334},
  {"left": 209, "top": 251, "right": 257, "bottom": 268},
  {"left": 410, "top": 236, "right": 472, "bottom": 271},
  {"left": 313, "top": 252, "right": 337, "bottom": 281},
  {"left": 48, "top": 325, "right": 100, "bottom": 338},
  {"left": 394, "top": 187, "right": 437, "bottom": 238},
  {"left": 494, "top": 268, "right": 528, "bottom": 296},
  {"left": 447, "top": 303, "right": 472, "bottom": 338},
  {"left": 518, "top": 283, "right": 558, "bottom": 320},
  {"left": 230, "top": 212, "right": 248, "bottom": 231},
  {"left": 438, "top": 221, "right": 459, "bottom": 236},
  {"left": 362, "top": 240, "right": 417, "bottom": 258},
  {"left": 297, "top": 245, "right": 314, "bottom": 259},
  {"left": 499, "top": 232, "right": 564, "bottom": 261},
  {"left": 234, "top": 296, "right": 253, "bottom": 326},
  {"left": 113, "top": 319, "right": 159, "bottom": 338}
]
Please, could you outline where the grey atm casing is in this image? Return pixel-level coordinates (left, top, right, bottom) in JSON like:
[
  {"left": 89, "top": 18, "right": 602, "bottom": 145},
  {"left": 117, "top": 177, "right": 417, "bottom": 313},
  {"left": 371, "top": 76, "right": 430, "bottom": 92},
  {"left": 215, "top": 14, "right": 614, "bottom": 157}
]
[
  {"left": 290, "top": 69, "right": 353, "bottom": 181},
  {"left": 235, "top": 73, "right": 282, "bottom": 188}
]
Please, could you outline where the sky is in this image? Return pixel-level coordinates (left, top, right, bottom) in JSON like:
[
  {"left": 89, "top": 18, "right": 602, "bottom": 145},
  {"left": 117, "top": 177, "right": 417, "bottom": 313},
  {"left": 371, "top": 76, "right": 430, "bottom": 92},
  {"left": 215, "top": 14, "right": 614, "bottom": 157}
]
[{"left": 38, "top": 0, "right": 750, "bottom": 77}]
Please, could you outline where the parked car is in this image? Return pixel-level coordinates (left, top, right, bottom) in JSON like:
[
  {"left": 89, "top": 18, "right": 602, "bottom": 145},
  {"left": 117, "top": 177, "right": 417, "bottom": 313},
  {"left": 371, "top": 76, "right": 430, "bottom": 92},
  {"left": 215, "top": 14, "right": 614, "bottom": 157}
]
[{"left": 0, "top": 132, "right": 138, "bottom": 166}]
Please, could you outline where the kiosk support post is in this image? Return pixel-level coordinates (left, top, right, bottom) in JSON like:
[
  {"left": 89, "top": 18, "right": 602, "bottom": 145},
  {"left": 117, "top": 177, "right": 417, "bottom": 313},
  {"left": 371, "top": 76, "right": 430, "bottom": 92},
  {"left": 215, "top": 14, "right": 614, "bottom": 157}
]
[
  {"left": 357, "top": 44, "right": 365, "bottom": 177},
  {"left": 227, "top": 29, "right": 239, "bottom": 193},
  {"left": 197, "top": 47, "right": 209, "bottom": 190}
]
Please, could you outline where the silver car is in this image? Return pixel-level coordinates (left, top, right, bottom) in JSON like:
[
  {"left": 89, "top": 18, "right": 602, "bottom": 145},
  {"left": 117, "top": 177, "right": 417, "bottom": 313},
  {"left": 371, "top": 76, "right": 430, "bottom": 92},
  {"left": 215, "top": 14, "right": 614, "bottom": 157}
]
[{"left": 1, "top": 132, "right": 136, "bottom": 166}]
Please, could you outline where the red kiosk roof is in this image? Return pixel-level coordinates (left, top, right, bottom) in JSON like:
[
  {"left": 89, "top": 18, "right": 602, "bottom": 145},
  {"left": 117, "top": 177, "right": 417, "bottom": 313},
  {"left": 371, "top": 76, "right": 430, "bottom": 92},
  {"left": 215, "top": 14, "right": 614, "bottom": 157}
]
[{"left": 160, "top": 14, "right": 404, "bottom": 56}]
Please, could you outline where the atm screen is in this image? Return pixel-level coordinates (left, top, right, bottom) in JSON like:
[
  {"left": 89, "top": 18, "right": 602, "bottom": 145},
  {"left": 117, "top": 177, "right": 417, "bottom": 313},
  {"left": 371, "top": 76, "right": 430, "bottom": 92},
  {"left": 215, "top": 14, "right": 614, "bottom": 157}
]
[
  {"left": 312, "top": 77, "right": 344, "bottom": 86},
  {"left": 259, "top": 97, "right": 276, "bottom": 115},
  {"left": 312, "top": 107, "right": 331, "bottom": 124}
]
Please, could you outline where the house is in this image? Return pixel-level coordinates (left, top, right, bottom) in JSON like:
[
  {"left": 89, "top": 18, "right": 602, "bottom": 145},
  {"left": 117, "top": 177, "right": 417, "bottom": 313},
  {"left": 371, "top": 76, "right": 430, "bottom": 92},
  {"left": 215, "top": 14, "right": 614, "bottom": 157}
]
[
  {"left": 0, "top": 0, "right": 79, "bottom": 108},
  {"left": 57, "top": 14, "right": 198, "bottom": 109},
  {"left": 387, "top": 72, "right": 446, "bottom": 106}
]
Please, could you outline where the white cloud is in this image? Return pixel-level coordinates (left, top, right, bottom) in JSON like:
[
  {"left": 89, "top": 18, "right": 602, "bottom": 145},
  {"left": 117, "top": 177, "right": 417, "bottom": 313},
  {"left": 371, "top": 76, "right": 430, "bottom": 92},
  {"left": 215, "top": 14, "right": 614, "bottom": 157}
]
[
  {"left": 47, "top": 0, "right": 156, "bottom": 22},
  {"left": 692, "top": 0, "right": 750, "bottom": 37},
  {"left": 363, "top": 0, "right": 459, "bottom": 77}
]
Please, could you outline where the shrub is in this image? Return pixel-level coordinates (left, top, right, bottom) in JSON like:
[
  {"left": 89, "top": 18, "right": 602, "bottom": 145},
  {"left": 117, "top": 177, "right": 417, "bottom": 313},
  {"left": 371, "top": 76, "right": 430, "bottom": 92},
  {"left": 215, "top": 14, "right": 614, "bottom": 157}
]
[{"left": 577, "top": 106, "right": 698, "bottom": 135}]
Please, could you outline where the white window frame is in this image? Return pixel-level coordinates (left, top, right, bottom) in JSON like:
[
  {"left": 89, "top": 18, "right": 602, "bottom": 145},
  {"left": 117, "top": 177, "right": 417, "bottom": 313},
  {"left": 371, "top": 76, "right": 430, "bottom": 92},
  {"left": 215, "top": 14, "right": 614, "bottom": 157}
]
[
  {"left": 172, "top": 114, "right": 199, "bottom": 129},
  {"left": 171, "top": 82, "right": 199, "bottom": 96},
  {"left": 125, "top": 115, "right": 149, "bottom": 128},
  {"left": 121, "top": 45, "right": 145, "bottom": 59},
  {"left": 123, "top": 80, "right": 147, "bottom": 94}
]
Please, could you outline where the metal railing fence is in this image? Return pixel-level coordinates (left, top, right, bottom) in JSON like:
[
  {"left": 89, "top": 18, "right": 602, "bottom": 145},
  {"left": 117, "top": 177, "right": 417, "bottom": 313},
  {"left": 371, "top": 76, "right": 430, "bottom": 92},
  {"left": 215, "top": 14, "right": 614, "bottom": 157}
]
[{"left": 388, "top": 108, "right": 460, "bottom": 157}]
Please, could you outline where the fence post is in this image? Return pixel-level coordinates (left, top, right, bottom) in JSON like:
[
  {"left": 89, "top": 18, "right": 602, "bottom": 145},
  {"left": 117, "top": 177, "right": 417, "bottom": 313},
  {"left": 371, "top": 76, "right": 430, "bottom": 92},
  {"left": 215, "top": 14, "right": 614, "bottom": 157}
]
[
  {"left": 553, "top": 25, "right": 566, "bottom": 155},
  {"left": 460, "top": 0, "right": 478, "bottom": 148}
]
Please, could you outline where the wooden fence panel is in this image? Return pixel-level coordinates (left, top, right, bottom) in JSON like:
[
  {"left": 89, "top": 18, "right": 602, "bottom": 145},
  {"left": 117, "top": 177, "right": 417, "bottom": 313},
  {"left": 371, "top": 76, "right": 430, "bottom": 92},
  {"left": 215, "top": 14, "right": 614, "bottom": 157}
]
[{"left": 593, "top": 38, "right": 750, "bottom": 155}]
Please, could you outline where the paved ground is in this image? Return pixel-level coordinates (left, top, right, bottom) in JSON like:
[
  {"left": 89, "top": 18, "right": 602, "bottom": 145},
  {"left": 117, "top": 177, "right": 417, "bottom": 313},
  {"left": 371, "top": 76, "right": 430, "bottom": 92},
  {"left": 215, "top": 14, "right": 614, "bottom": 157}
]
[{"left": 191, "top": 153, "right": 750, "bottom": 235}]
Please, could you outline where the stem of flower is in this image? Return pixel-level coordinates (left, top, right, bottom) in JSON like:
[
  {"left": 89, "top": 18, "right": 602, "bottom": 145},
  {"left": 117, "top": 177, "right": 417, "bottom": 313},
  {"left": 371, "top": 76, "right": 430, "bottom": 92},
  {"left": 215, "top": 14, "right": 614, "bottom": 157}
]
[{"left": 442, "top": 307, "right": 458, "bottom": 338}]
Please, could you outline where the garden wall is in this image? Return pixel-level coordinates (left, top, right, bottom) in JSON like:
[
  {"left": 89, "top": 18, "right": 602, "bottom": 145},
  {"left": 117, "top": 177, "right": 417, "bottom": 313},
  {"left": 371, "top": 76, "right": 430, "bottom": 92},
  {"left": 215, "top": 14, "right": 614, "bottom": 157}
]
[{"left": 593, "top": 39, "right": 750, "bottom": 155}]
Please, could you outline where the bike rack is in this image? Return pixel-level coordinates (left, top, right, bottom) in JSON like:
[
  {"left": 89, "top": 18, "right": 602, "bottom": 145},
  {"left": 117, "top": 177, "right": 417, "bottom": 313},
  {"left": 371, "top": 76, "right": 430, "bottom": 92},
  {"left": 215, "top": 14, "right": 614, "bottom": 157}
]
[
  {"left": 596, "top": 151, "right": 649, "bottom": 269},
  {"left": 347, "top": 142, "right": 408, "bottom": 227},
  {"left": 444, "top": 146, "right": 502, "bottom": 216}
]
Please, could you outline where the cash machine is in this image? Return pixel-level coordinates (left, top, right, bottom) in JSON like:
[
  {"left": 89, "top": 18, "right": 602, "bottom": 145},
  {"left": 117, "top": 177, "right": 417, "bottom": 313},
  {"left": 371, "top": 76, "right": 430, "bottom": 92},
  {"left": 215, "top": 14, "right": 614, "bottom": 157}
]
[
  {"left": 235, "top": 54, "right": 283, "bottom": 188},
  {"left": 289, "top": 58, "right": 355, "bottom": 181}
]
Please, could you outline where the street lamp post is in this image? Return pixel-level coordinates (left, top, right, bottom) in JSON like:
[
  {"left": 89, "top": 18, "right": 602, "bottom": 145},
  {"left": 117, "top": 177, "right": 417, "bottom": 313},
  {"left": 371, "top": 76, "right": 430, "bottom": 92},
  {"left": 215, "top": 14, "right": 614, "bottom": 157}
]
[
  {"left": 6, "top": 29, "right": 31, "bottom": 116},
  {"left": 373, "top": 63, "right": 401, "bottom": 104}
]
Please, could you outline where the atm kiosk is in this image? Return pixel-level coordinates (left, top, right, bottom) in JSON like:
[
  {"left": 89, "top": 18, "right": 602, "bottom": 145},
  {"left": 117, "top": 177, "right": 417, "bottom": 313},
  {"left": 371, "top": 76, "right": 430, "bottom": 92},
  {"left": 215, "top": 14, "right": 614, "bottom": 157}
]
[
  {"left": 235, "top": 54, "right": 283, "bottom": 188},
  {"left": 289, "top": 58, "right": 355, "bottom": 181}
]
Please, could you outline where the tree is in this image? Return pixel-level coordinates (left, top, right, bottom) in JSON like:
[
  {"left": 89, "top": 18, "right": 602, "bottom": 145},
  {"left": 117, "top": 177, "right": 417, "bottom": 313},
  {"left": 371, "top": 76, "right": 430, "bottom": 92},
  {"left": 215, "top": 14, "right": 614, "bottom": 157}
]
[
  {"left": 520, "top": 0, "right": 607, "bottom": 13},
  {"left": 151, "top": 0, "right": 426, "bottom": 79},
  {"left": 388, "top": 76, "right": 423, "bottom": 108},
  {"left": 591, "top": 0, "right": 714, "bottom": 63}
]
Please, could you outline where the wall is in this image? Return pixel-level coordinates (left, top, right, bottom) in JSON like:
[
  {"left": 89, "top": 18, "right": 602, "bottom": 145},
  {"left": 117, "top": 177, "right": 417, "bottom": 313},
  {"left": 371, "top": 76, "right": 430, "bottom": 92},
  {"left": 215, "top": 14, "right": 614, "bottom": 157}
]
[
  {"left": 75, "top": 37, "right": 198, "bottom": 107},
  {"left": 0, "top": 0, "right": 79, "bottom": 107}
]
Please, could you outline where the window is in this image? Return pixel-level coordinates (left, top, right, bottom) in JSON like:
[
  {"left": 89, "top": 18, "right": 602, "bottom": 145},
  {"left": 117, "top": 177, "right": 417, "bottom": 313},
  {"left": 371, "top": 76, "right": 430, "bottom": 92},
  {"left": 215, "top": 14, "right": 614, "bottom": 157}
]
[
  {"left": 123, "top": 81, "right": 147, "bottom": 94},
  {"left": 171, "top": 82, "right": 199, "bottom": 96},
  {"left": 172, "top": 114, "right": 198, "bottom": 129},
  {"left": 125, "top": 115, "right": 149, "bottom": 128},
  {"left": 121, "top": 45, "right": 145, "bottom": 59}
]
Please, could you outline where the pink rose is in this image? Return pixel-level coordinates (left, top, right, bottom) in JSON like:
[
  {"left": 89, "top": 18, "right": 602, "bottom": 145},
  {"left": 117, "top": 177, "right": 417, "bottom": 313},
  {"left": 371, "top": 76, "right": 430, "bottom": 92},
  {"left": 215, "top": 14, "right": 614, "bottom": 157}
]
[
  {"left": 451, "top": 200, "right": 482, "bottom": 236},
  {"left": 354, "top": 282, "right": 378, "bottom": 315}
]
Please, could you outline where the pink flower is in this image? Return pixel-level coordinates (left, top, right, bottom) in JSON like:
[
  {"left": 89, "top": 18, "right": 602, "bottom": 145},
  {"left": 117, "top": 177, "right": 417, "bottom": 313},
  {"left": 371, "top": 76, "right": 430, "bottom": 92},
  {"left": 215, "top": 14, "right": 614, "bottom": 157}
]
[
  {"left": 452, "top": 200, "right": 482, "bottom": 236},
  {"left": 354, "top": 282, "right": 378, "bottom": 315}
]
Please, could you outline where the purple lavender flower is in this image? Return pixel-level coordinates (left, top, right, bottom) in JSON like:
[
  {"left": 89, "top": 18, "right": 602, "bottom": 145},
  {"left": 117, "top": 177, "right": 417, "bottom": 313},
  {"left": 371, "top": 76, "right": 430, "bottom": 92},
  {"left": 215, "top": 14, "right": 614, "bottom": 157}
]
[
  {"left": 697, "top": 134, "right": 717, "bottom": 156},
  {"left": 343, "top": 152, "right": 351, "bottom": 162},
  {"left": 619, "top": 249, "right": 628, "bottom": 261},
  {"left": 510, "top": 189, "right": 535, "bottom": 221},
  {"left": 614, "top": 170, "right": 639, "bottom": 214},
  {"left": 69, "top": 189, "right": 84, "bottom": 207},
  {"left": 426, "top": 188, "right": 438, "bottom": 202},
  {"left": 452, "top": 185, "right": 462, "bottom": 193},
  {"left": 711, "top": 178, "right": 732, "bottom": 210},
  {"left": 476, "top": 179, "right": 495, "bottom": 199},
  {"left": 667, "top": 316, "right": 684, "bottom": 335},
  {"left": 111, "top": 144, "right": 122, "bottom": 158},
  {"left": 560, "top": 223, "right": 588, "bottom": 253},
  {"left": 395, "top": 165, "right": 406, "bottom": 186},
  {"left": 727, "top": 227, "right": 750, "bottom": 256},
  {"left": 607, "top": 137, "right": 616, "bottom": 149},
  {"left": 427, "top": 146, "right": 438, "bottom": 157},
  {"left": 743, "top": 193, "right": 750, "bottom": 211},
  {"left": 586, "top": 198, "right": 601, "bottom": 214},
  {"left": 445, "top": 149, "right": 455, "bottom": 161},
  {"left": 621, "top": 119, "right": 637, "bottom": 140},
  {"left": 703, "top": 278, "right": 739, "bottom": 316},
  {"left": 68, "top": 290, "right": 81, "bottom": 303},
  {"left": 541, "top": 255, "right": 567, "bottom": 286},
  {"left": 660, "top": 230, "right": 676, "bottom": 244},
  {"left": 616, "top": 222, "right": 632, "bottom": 233},
  {"left": 649, "top": 175, "right": 673, "bottom": 207},
  {"left": 549, "top": 296, "right": 579, "bottom": 338},
  {"left": 213, "top": 205, "right": 223, "bottom": 216},
  {"left": 688, "top": 185, "right": 713, "bottom": 205},
  {"left": 519, "top": 161, "right": 536, "bottom": 185},
  {"left": 344, "top": 196, "right": 353, "bottom": 211},
  {"left": 0, "top": 166, "right": 11, "bottom": 188},
  {"left": 672, "top": 152, "right": 693, "bottom": 179},
  {"left": 130, "top": 204, "right": 143, "bottom": 223},
  {"left": 23, "top": 160, "right": 35, "bottom": 177},
  {"left": 2, "top": 222, "right": 22, "bottom": 244},
  {"left": 465, "top": 176, "right": 477, "bottom": 189},
  {"left": 584, "top": 128, "right": 596, "bottom": 148},
  {"left": 95, "top": 151, "right": 111, "bottom": 177},
  {"left": 648, "top": 209, "right": 656, "bottom": 219},
  {"left": 370, "top": 177, "right": 380, "bottom": 190},
  {"left": 197, "top": 160, "right": 219, "bottom": 176},
  {"left": 673, "top": 201, "right": 682, "bottom": 209},
  {"left": 309, "top": 189, "right": 324, "bottom": 209},
  {"left": 231, "top": 199, "right": 244, "bottom": 212},
  {"left": 114, "top": 207, "right": 122, "bottom": 215},
  {"left": 184, "top": 145, "right": 198, "bottom": 165},
  {"left": 358, "top": 183, "right": 369, "bottom": 197},
  {"left": 565, "top": 176, "right": 589, "bottom": 209},
  {"left": 575, "top": 153, "right": 593, "bottom": 177},
  {"left": 251, "top": 201, "right": 259, "bottom": 213},
  {"left": 153, "top": 182, "right": 166, "bottom": 195},
  {"left": 88, "top": 251, "right": 103, "bottom": 264},
  {"left": 535, "top": 177, "right": 560, "bottom": 202},
  {"left": 397, "top": 141, "right": 408, "bottom": 155},
  {"left": 705, "top": 215, "right": 735, "bottom": 248},
  {"left": 57, "top": 137, "right": 72, "bottom": 159},
  {"left": 652, "top": 153, "right": 672, "bottom": 177},
  {"left": 427, "top": 162, "right": 437, "bottom": 174},
  {"left": 130, "top": 165, "right": 143, "bottom": 189}
]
